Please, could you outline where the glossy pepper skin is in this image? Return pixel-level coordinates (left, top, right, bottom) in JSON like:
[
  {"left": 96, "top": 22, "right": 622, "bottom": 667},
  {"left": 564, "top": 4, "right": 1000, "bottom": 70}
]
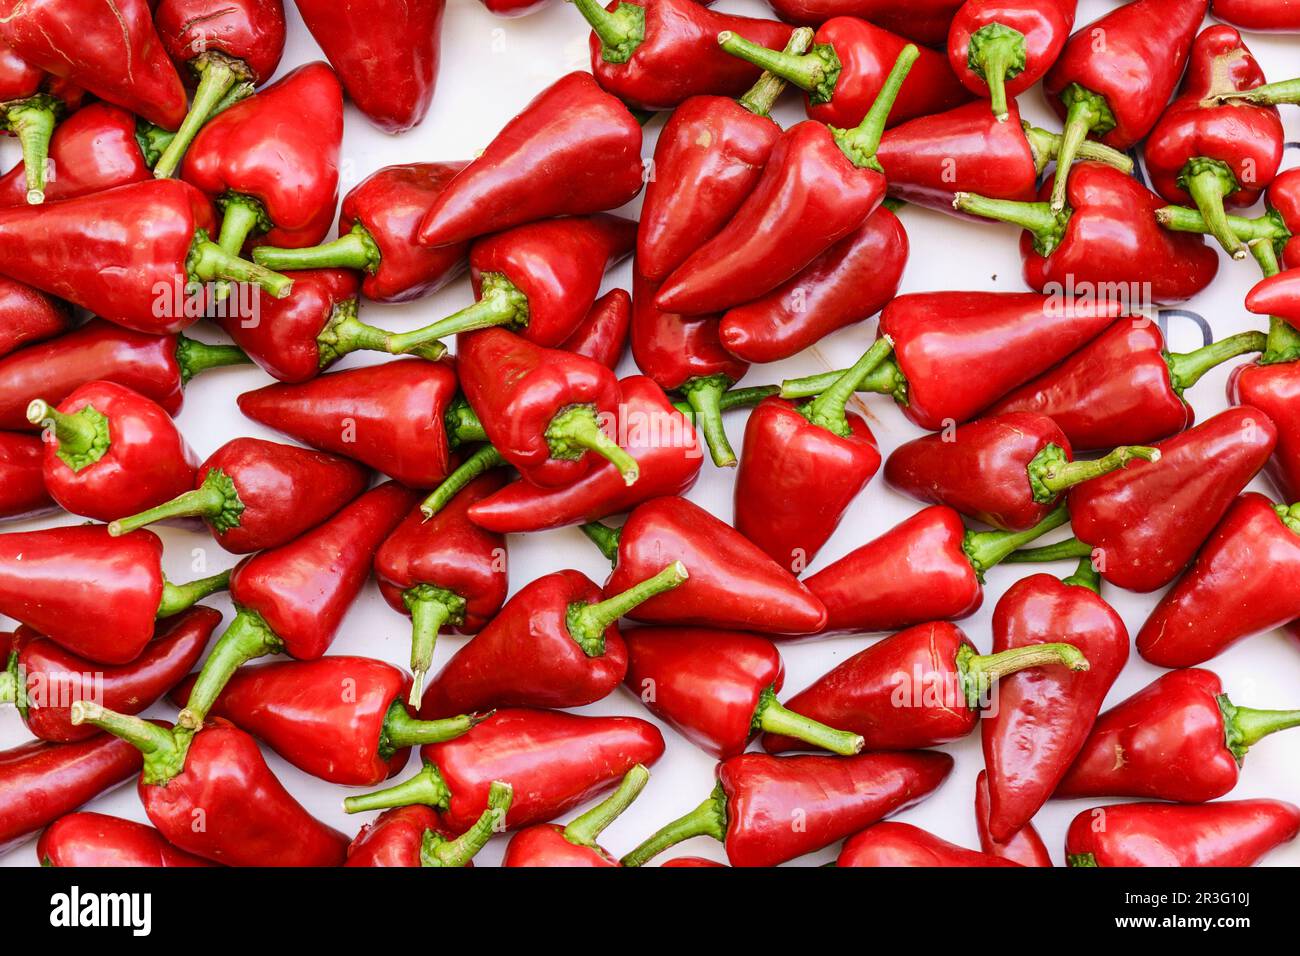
[
  {"left": 1137, "top": 494, "right": 1300, "bottom": 668},
  {"left": 1229, "top": 359, "right": 1300, "bottom": 501},
  {"left": 237, "top": 359, "right": 459, "bottom": 487},
  {"left": 1212, "top": 0, "right": 1300, "bottom": 31},
  {"left": 588, "top": 495, "right": 828, "bottom": 635},
  {"left": 0, "top": 318, "right": 250, "bottom": 431},
  {"left": 181, "top": 62, "right": 342, "bottom": 252},
  {"left": 37, "top": 812, "right": 214, "bottom": 867},
  {"left": 251, "top": 163, "right": 470, "bottom": 303},
  {"left": 503, "top": 765, "right": 649, "bottom": 867},
  {"left": 0, "top": 732, "right": 144, "bottom": 854},
  {"left": 292, "top": 0, "right": 445, "bottom": 133},
  {"left": 573, "top": 0, "right": 793, "bottom": 111},
  {"left": 947, "top": 0, "right": 1076, "bottom": 120},
  {"left": 1066, "top": 800, "right": 1300, "bottom": 867},
  {"left": 1057, "top": 669, "right": 1300, "bottom": 804},
  {"left": 345, "top": 785, "right": 512, "bottom": 868},
  {"left": 762, "top": 620, "right": 1088, "bottom": 752},
  {"left": 345, "top": 708, "right": 666, "bottom": 834},
  {"left": 563, "top": 290, "right": 632, "bottom": 369},
  {"left": 169, "top": 656, "right": 482, "bottom": 786},
  {"left": 0, "top": 278, "right": 68, "bottom": 357},
  {"left": 975, "top": 771, "right": 1052, "bottom": 866},
  {"left": 981, "top": 563, "right": 1127, "bottom": 840},
  {"left": 28, "top": 380, "right": 198, "bottom": 522},
  {"left": 107, "top": 437, "right": 370, "bottom": 554},
  {"left": 1, "top": 606, "right": 218, "bottom": 743},
  {"left": 0, "top": 432, "right": 53, "bottom": 520},
  {"left": 839, "top": 822, "right": 1022, "bottom": 867},
  {"left": 763, "top": 0, "right": 963, "bottom": 46},
  {"left": 622, "top": 750, "right": 953, "bottom": 867},
  {"left": 418, "top": 73, "right": 643, "bottom": 248}
]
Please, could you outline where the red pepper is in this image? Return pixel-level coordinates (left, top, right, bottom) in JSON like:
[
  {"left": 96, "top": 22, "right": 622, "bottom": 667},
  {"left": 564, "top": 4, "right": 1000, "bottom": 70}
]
[
  {"left": 975, "top": 771, "right": 1052, "bottom": 866},
  {"left": 251, "top": 162, "right": 470, "bottom": 303},
  {"left": 1006, "top": 406, "right": 1279, "bottom": 592},
  {"left": 376, "top": 476, "right": 510, "bottom": 700},
  {"left": 804, "top": 504, "right": 1069, "bottom": 634},
  {"left": 107, "top": 437, "right": 370, "bottom": 554},
  {"left": 0, "top": 432, "right": 53, "bottom": 520},
  {"left": 236, "top": 358, "right": 460, "bottom": 487},
  {"left": 562, "top": 289, "right": 632, "bottom": 369},
  {"left": 37, "top": 812, "right": 215, "bottom": 867},
  {"left": 718, "top": 203, "right": 907, "bottom": 364},
  {"left": 503, "top": 766, "right": 648, "bottom": 868},
  {"left": 1247, "top": 270, "right": 1300, "bottom": 326},
  {"left": 734, "top": 340, "right": 889, "bottom": 572},
  {"left": 762, "top": 619, "right": 1087, "bottom": 753},
  {"left": 653, "top": 46, "right": 915, "bottom": 316},
  {"left": 1, "top": 606, "right": 217, "bottom": 742},
  {"left": 458, "top": 328, "right": 639, "bottom": 487},
  {"left": 1042, "top": 0, "right": 1208, "bottom": 212},
  {"left": 151, "top": 0, "right": 286, "bottom": 178},
  {"left": 344, "top": 708, "right": 666, "bottom": 833},
  {"left": 719, "top": 19, "right": 969, "bottom": 130},
  {"left": 478, "top": 0, "right": 552, "bottom": 14},
  {"left": 884, "top": 411, "right": 1159, "bottom": 531},
  {"left": 169, "top": 656, "right": 485, "bottom": 785},
  {"left": 0, "top": 279, "right": 67, "bottom": 360},
  {"left": 980, "top": 561, "right": 1127, "bottom": 840},
  {"left": 572, "top": 0, "right": 793, "bottom": 111},
  {"left": 1066, "top": 800, "right": 1300, "bottom": 867},
  {"left": 1211, "top": 0, "right": 1300, "bottom": 30},
  {"left": 0, "top": 318, "right": 250, "bottom": 431},
  {"left": 1229, "top": 357, "right": 1300, "bottom": 501},
  {"left": 27, "top": 380, "right": 198, "bottom": 522},
  {"left": 1057, "top": 668, "right": 1300, "bottom": 804},
  {"left": 582, "top": 495, "right": 828, "bottom": 635},
  {"left": 0, "top": 179, "right": 293, "bottom": 334},
  {"left": 1272, "top": 168, "right": 1300, "bottom": 271},
  {"left": 947, "top": 0, "right": 1076, "bottom": 120},
  {"left": 174, "top": 481, "right": 416, "bottom": 728},
  {"left": 0, "top": 732, "right": 145, "bottom": 855},
  {"left": 763, "top": 0, "right": 963, "bottom": 46},
  {"left": 0, "top": 525, "right": 228, "bottom": 664},
  {"left": 71, "top": 707, "right": 349, "bottom": 867},
  {"left": 621, "top": 750, "right": 953, "bottom": 867},
  {"left": 838, "top": 823, "right": 1022, "bottom": 867},
  {"left": 181, "top": 62, "right": 342, "bottom": 252},
  {"left": 345, "top": 786, "right": 512, "bottom": 867},
  {"left": 417, "top": 72, "right": 643, "bottom": 248},
  {"left": 459, "top": 375, "right": 704, "bottom": 533},
  {"left": 660, "top": 856, "right": 726, "bottom": 866},
  {"left": 1137, "top": 493, "right": 1300, "bottom": 667},
  {"left": 420, "top": 564, "right": 686, "bottom": 718},
  {"left": 989, "top": 319, "right": 1269, "bottom": 450},
  {"left": 622, "top": 626, "right": 865, "bottom": 758},
  {"left": 954, "top": 163, "right": 1221, "bottom": 305},
  {"left": 291, "top": 0, "right": 446, "bottom": 132}
]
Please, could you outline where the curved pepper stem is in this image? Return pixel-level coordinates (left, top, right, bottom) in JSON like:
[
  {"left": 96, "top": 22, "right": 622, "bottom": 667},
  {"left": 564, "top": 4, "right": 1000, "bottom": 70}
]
[
  {"left": 952, "top": 192, "right": 1069, "bottom": 256},
  {"left": 157, "top": 568, "right": 232, "bottom": 619},
  {"left": 956, "top": 640, "right": 1089, "bottom": 710},
  {"left": 176, "top": 608, "right": 282, "bottom": 729},
  {"left": 1002, "top": 535, "right": 1094, "bottom": 564},
  {"left": 402, "top": 273, "right": 529, "bottom": 344},
  {"left": 580, "top": 521, "right": 622, "bottom": 563},
  {"left": 3, "top": 97, "right": 57, "bottom": 204},
  {"left": 1220, "top": 694, "right": 1300, "bottom": 761},
  {"left": 568, "top": 0, "right": 646, "bottom": 64},
  {"left": 679, "top": 375, "right": 737, "bottom": 468},
  {"left": 752, "top": 686, "right": 864, "bottom": 755},
  {"left": 402, "top": 585, "right": 467, "bottom": 706},
  {"left": 1181, "top": 158, "right": 1247, "bottom": 259},
  {"left": 110, "top": 468, "right": 245, "bottom": 537},
  {"left": 1061, "top": 556, "right": 1101, "bottom": 594},
  {"left": 379, "top": 700, "right": 488, "bottom": 758},
  {"left": 153, "top": 53, "right": 253, "bottom": 180},
  {"left": 70, "top": 701, "right": 190, "bottom": 786},
  {"left": 252, "top": 223, "right": 383, "bottom": 274},
  {"left": 1021, "top": 123, "right": 1134, "bottom": 176},
  {"left": 831, "top": 45, "right": 919, "bottom": 170},
  {"left": 962, "top": 503, "right": 1071, "bottom": 579},
  {"left": 620, "top": 783, "right": 727, "bottom": 867},
  {"left": 422, "top": 781, "right": 513, "bottom": 867},
  {"left": 1156, "top": 204, "right": 1290, "bottom": 247},
  {"left": 1050, "top": 84, "right": 1116, "bottom": 212},
  {"left": 344, "top": 760, "right": 452, "bottom": 814},
  {"left": 567, "top": 561, "right": 688, "bottom": 656},
  {"left": 317, "top": 297, "right": 448, "bottom": 365},
  {"left": 1026, "top": 443, "right": 1160, "bottom": 503},
  {"left": 1215, "top": 77, "right": 1300, "bottom": 107},
  {"left": 188, "top": 230, "right": 293, "bottom": 299},
  {"left": 563, "top": 764, "right": 650, "bottom": 847},
  {"left": 26, "top": 399, "right": 109, "bottom": 472},
  {"left": 781, "top": 356, "right": 909, "bottom": 406},
  {"left": 1165, "top": 330, "right": 1268, "bottom": 393},
  {"left": 967, "top": 23, "right": 1025, "bottom": 121},
  {"left": 545, "top": 404, "right": 639, "bottom": 485},
  {"left": 420, "top": 445, "right": 508, "bottom": 520},
  {"left": 717, "top": 31, "right": 842, "bottom": 105},
  {"left": 737, "top": 28, "right": 815, "bottom": 117},
  {"left": 175, "top": 332, "right": 251, "bottom": 383},
  {"left": 800, "top": 337, "right": 894, "bottom": 438}
]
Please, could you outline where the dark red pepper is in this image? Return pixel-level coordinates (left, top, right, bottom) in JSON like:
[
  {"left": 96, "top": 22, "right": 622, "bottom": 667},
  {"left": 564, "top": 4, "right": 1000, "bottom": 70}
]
[
  {"left": 562, "top": 289, "right": 632, "bottom": 369},
  {"left": 0, "top": 432, "right": 53, "bottom": 520},
  {"left": 0, "top": 277, "right": 68, "bottom": 357},
  {"left": 1211, "top": 0, "right": 1300, "bottom": 30},
  {"left": 1229, "top": 357, "right": 1300, "bottom": 501},
  {"left": 345, "top": 786, "right": 512, "bottom": 867},
  {"left": 762, "top": 0, "right": 963, "bottom": 46},
  {"left": 838, "top": 822, "right": 1022, "bottom": 867},
  {"left": 503, "top": 765, "right": 648, "bottom": 867},
  {"left": 37, "top": 812, "right": 215, "bottom": 867},
  {"left": 947, "top": 0, "right": 1076, "bottom": 120},
  {"left": 975, "top": 771, "right": 1052, "bottom": 866}
]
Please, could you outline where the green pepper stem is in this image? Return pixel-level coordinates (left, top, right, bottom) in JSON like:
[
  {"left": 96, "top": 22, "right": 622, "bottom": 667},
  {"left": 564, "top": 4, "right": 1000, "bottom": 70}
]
[
  {"left": 4, "top": 100, "right": 56, "bottom": 204},
  {"left": 175, "top": 332, "right": 251, "bottom": 383},
  {"left": 957, "top": 641, "right": 1089, "bottom": 709},
  {"left": 1050, "top": 86, "right": 1115, "bottom": 212},
  {"left": 423, "top": 781, "right": 513, "bottom": 867},
  {"left": 620, "top": 784, "right": 728, "bottom": 867},
  {"left": 176, "top": 609, "right": 281, "bottom": 729},
  {"left": 1216, "top": 77, "right": 1300, "bottom": 107},
  {"left": 717, "top": 31, "right": 840, "bottom": 103},
  {"left": 1021, "top": 123, "right": 1134, "bottom": 176},
  {"left": 580, "top": 521, "right": 622, "bottom": 563},
  {"left": 680, "top": 374, "right": 737, "bottom": 468},
  {"left": 737, "top": 27, "right": 815, "bottom": 116},
  {"left": 420, "top": 445, "right": 507, "bottom": 520},
  {"left": 70, "top": 701, "right": 190, "bottom": 785},
  {"left": 343, "top": 760, "right": 451, "bottom": 814},
  {"left": 545, "top": 404, "right": 639, "bottom": 485},
  {"left": 1220, "top": 693, "right": 1300, "bottom": 760},
  {"left": 563, "top": 765, "right": 650, "bottom": 847},
  {"left": 780, "top": 356, "right": 908, "bottom": 405},
  {"left": 445, "top": 397, "right": 488, "bottom": 448},
  {"left": 253, "top": 223, "right": 381, "bottom": 273},
  {"left": 406, "top": 273, "right": 528, "bottom": 342},
  {"left": 753, "top": 686, "right": 864, "bottom": 755},
  {"left": 1061, "top": 556, "right": 1101, "bottom": 593},
  {"left": 1068, "top": 852, "right": 1099, "bottom": 867},
  {"left": 153, "top": 53, "right": 250, "bottom": 180},
  {"left": 569, "top": 0, "right": 646, "bottom": 63},
  {"left": 109, "top": 470, "right": 241, "bottom": 537},
  {"left": 380, "top": 700, "right": 487, "bottom": 755},
  {"left": 1183, "top": 159, "right": 1247, "bottom": 259},
  {"left": 1029, "top": 443, "right": 1160, "bottom": 500},
  {"left": 157, "top": 568, "right": 232, "bottom": 619},
  {"left": 1001, "top": 536, "right": 1094, "bottom": 564},
  {"left": 189, "top": 232, "right": 293, "bottom": 298},
  {"left": 1166, "top": 331, "right": 1268, "bottom": 392},
  {"left": 402, "top": 586, "right": 465, "bottom": 707},
  {"left": 831, "top": 45, "right": 919, "bottom": 170},
  {"left": 1263, "top": 315, "right": 1300, "bottom": 367},
  {"left": 952, "top": 192, "right": 1068, "bottom": 256},
  {"left": 962, "top": 503, "right": 1071, "bottom": 577},
  {"left": 26, "top": 399, "right": 108, "bottom": 471},
  {"left": 968, "top": 23, "right": 1025, "bottom": 121},
  {"left": 1156, "top": 205, "right": 1290, "bottom": 244},
  {"left": 801, "top": 337, "right": 894, "bottom": 438},
  {"left": 567, "top": 562, "right": 688, "bottom": 656}
]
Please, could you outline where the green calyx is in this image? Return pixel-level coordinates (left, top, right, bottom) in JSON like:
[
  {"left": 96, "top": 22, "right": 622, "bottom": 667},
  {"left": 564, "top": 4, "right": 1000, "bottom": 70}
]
[
  {"left": 1164, "top": 330, "right": 1268, "bottom": 394},
  {"left": 421, "top": 781, "right": 513, "bottom": 867},
  {"left": 545, "top": 403, "right": 640, "bottom": 485},
  {"left": 1026, "top": 442, "right": 1160, "bottom": 503},
  {"left": 155, "top": 568, "right": 232, "bottom": 620},
  {"left": 402, "top": 584, "right": 467, "bottom": 707},
  {"left": 253, "top": 222, "right": 383, "bottom": 275},
  {"left": 1050, "top": 84, "right": 1117, "bottom": 212},
  {"left": 563, "top": 765, "right": 650, "bottom": 848},
  {"left": 569, "top": 0, "right": 645, "bottom": 64},
  {"left": 717, "top": 31, "right": 842, "bottom": 105},
  {"left": 1021, "top": 122, "right": 1134, "bottom": 177},
  {"left": 174, "top": 332, "right": 251, "bottom": 384},
  {"left": 215, "top": 193, "right": 272, "bottom": 254},
  {"left": 737, "top": 27, "right": 816, "bottom": 117},
  {"left": 580, "top": 521, "right": 622, "bottom": 563},
  {"left": 1178, "top": 157, "right": 1247, "bottom": 259},
  {"left": 1275, "top": 502, "right": 1300, "bottom": 536},
  {"left": 2, "top": 94, "right": 60, "bottom": 203},
  {"left": 1219, "top": 692, "right": 1300, "bottom": 763},
  {"left": 1067, "top": 853, "right": 1099, "bottom": 867},
  {"left": 830, "top": 45, "right": 919, "bottom": 171},
  {"left": 26, "top": 399, "right": 110, "bottom": 472},
  {"left": 799, "top": 337, "right": 895, "bottom": 438},
  {"left": 445, "top": 396, "right": 488, "bottom": 448},
  {"left": 956, "top": 640, "right": 1089, "bottom": 711},
  {"left": 377, "top": 699, "right": 487, "bottom": 760},
  {"left": 135, "top": 121, "right": 177, "bottom": 169},
  {"left": 0, "top": 651, "right": 24, "bottom": 717},
  {"left": 70, "top": 701, "right": 193, "bottom": 786},
  {"left": 109, "top": 467, "right": 245, "bottom": 537},
  {"left": 751, "top": 685, "right": 864, "bottom": 755},
  {"left": 315, "top": 296, "right": 449, "bottom": 367},
  {"left": 152, "top": 52, "right": 253, "bottom": 180},
  {"left": 967, "top": 23, "right": 1026, "bottom": 121},
  {"left": 679, "top": 374, "right": 737, "bottom": 468},
  {"left": 620, "top": 783, "right": 728, "bottom": 867},
  {"left": 952, "top": 191, "right": 1071, "bottom": 256},
  {"left": 962, "top": 503, "right": 1071, "bottom": 580},
  {"left": 187, "top": 229, "right": 294, "bottom": 299},
  {"left": 343, "top": 760, "right": 452, "bottom": 815},
  {"left": 566, "top": 561, "right": 688, "bottom": 656}
]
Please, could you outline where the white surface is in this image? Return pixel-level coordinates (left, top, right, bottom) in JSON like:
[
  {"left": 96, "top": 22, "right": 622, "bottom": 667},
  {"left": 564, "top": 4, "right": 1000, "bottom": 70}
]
[{"left": 2, "top": 0, "right": 1299, "bottom": 868}]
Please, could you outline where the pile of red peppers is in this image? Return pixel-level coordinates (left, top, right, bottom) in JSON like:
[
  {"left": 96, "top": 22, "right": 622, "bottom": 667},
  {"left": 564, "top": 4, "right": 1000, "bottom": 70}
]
[{"left": 0, "top": 0, "right": 1298, "bottom": 875}]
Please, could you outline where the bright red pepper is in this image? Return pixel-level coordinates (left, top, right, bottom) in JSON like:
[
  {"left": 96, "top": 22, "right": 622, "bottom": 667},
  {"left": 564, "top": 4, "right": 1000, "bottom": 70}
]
[
  {"left": 1057, "top": 668, "right": 1300, "bottom": 804},
  {"left": 1229, "top": 357, "right": 1300, "bottom": 501},
  {"left": 947, "top": 0, "right": 1076, "bottom": 119},
  {"left": 37, "top": 812, "right": 215, "bottom": 867},
  {"left": 621, "top": 750, "right": 953, "bottom": 867},
  {"left": 503, "top": 765, "right": 648, "bottom": 867},
  {"left": 884, "top": 411, "right": 1159, "bottom": 531},
  {"left": 763, "top": 0, "right": 963, "bottom": 46},
  {"left": 0, "top": 525, "right": 228, "bottom": 664},
  {"left": 1042, "top": 0, "right": 1208, "bottom": 212},
  {"left": 0, "top": 47, "right": 81, "bottom": 204},
  {"left": 251, "top": 162, "right": 470, "bottom": 303},
  {"left": 660, "top": 855, "right": 726, "bottom": 866},
  {"left": 1, "top": 606, "right": 217, "bottom": 742},
  {"left": 151, "top": 0, "right": 286, "bottom": 178},
  {"left": 583, "top": 495, "right": 828, "bottom": 635},
  {"left": 981, "top": 561, "right": 1127, "bottom": 840},
  {"left": 622, "top": 626, "right": 864, "bottom": 758},
  {"left": 1066, "top": 800, "right": 1300, "bottom": 867},
  {"left": 169, "top": 656, "right": 484, "bottom": 786},
  {"left": 1271, "top": 168, "right": 1300, "bottom": 271},
  {"left": 236, "top": 358, "right": 460, "bottom": 487},
  {"left": 838, "top": 822, "right": 1022, "bottom": 867},
  {"left": 1211, "top": 0, "right": 1300, "bottom": 30},
  {"left": 478, "top": 0, "right": 552, "bottom": 14},
  {"left": 762, "top": 619, "right": 1087, "bottom": 752},
  {"left": 0, "top": 432, "right": 53, "bottom": 520},
  {"left": 181, "top": 62, "right": 342, "bottom": 252},
  {"left": 345, "top": 786, "right": 512, "bottom": 867},
  {"left": 0, "top": 278, "right": 68, "bottom": 357},
  {"left": 0, "top": 179, "right": 293, "bottom": 334},
  {"left": 344, "top": 708, "right": 666, "bottom": 833},
  {"left": 975, "top": 771, "right": 1052, "bottom": 866},
  {"left": 27, "top": 380, "right": 198, "bottom": 522},
  {"left": 1007, "top": 406, "right": 1279, "bottom": 592},
  {"left": 1247, "top": 270, "right": 1300, "bottom": 326},
  {"left": 562, "top": 289, "right": 632, "bottom": 369},
  {"left": 107, "top": 437, "right": 370, "bottom": 554},
  {"left": 417, "top": 72, "right": 643, "bottom": 248},
  {"left": 0, "top": 318, "right": 250, "bottom": 431}
]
